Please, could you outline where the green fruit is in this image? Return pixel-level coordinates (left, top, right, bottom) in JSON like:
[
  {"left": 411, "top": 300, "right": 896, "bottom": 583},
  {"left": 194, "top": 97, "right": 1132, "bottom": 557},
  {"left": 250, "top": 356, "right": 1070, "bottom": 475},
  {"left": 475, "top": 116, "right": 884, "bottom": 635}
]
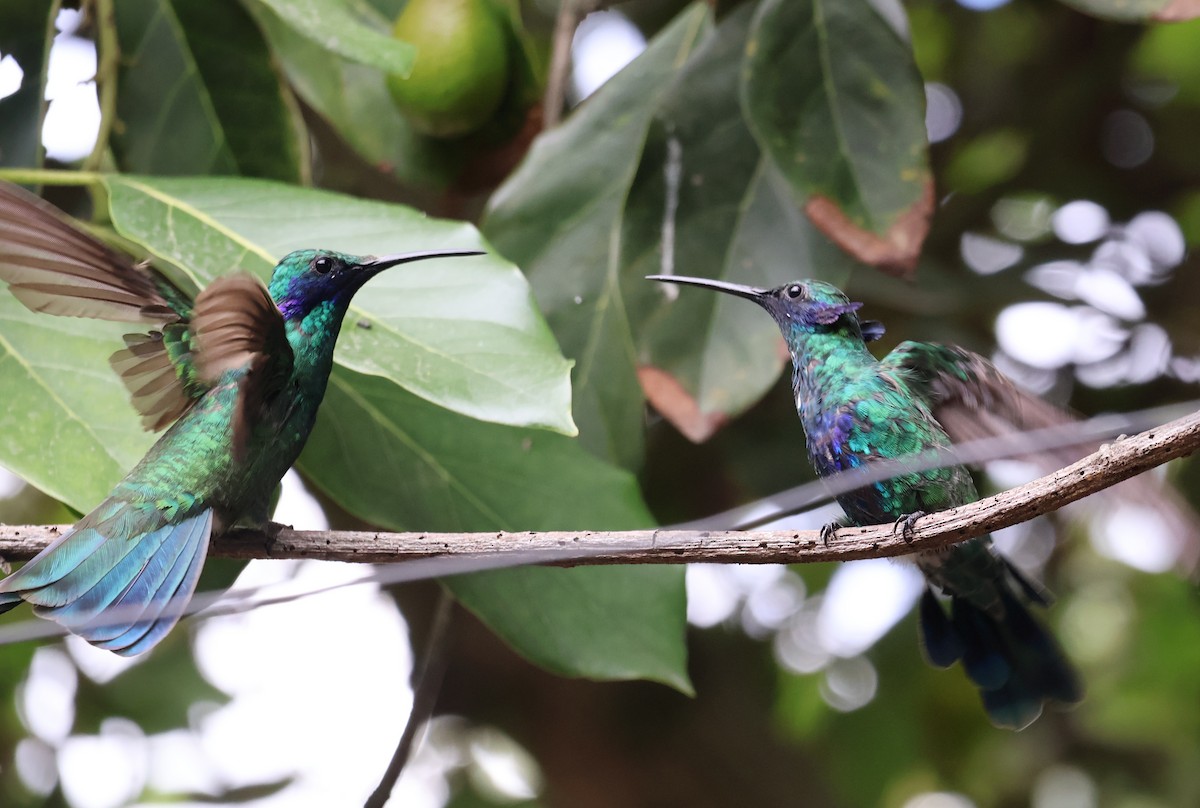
[{"left": 387, "top": 0, "right": 511, "bottom": 138}]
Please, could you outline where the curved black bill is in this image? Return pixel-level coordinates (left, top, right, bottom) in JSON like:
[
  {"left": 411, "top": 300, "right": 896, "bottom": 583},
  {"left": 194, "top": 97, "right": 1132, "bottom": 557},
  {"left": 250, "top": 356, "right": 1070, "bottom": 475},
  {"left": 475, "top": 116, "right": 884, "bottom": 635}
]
[
  {"left": 646, "top": 274, "right": 768, "bottom": 301},
  {"left": 361, "top": 249, "right": 486, "bottom": 272}
]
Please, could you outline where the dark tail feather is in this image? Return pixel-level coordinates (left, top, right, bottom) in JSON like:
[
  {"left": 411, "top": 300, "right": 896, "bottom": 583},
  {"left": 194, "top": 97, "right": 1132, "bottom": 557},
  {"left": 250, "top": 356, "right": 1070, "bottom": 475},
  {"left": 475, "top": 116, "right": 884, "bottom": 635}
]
[
  {"left": 919, "top": 588, "right": 964, "bottom": 668},
  {"left": 919, "top": 588, "right": 1083, "bottom": 730}
]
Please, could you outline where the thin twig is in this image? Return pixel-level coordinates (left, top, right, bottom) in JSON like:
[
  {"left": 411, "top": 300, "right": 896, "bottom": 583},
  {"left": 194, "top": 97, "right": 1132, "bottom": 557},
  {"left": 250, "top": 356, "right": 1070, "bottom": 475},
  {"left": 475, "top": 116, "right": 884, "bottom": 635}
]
[
  {"left": 364, "top": 589, "right": 455, "bottom": 808},
  {"left": 30, "top": 0, "right": 62, "bottom": 175},
  {"left": 83, "top": 0, "right": 119, "bottom": 172},
  {"left": 3, "top": 407, "right": 1198, "bottom": 567},
  {"left": 543, "top": 0, "right": 596, "bottom": 127}
]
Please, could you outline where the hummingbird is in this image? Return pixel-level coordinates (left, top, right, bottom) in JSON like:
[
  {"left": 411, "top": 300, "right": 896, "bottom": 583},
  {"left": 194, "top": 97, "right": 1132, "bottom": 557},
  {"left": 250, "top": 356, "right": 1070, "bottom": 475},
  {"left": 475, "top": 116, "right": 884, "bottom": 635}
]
[
  {"left": 649, "top": 273, "right": 1084, "bottom": 729},
  {"left": 0, "top": 182, "right": 481, "bottom": 655}
]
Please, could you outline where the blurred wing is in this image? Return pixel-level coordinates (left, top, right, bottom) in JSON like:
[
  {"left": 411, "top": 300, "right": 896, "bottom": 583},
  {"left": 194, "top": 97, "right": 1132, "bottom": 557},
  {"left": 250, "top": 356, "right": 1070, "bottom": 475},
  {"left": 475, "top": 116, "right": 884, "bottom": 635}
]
[
  {"left": 192, "top": 274, "right": 293, "bottom": 458},
  {"left": 883, "top": 341, "right": 1074, "bottom": 463},
  {"left": 0, "top": 181, "right": 185, "bottom": 323},
  {"left": 0, "top": 181, "right": 207, "bottom": 430},
  {"left": 884, "top": 340, "right": 1200, "bottom": 562}
]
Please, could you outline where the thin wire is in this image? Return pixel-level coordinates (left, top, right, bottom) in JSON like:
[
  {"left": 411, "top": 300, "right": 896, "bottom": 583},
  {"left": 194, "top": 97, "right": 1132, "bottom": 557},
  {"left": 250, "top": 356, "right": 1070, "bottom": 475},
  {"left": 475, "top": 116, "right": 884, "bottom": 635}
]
[
  {"left": 0, "top": 398, "right": 1194, "bottom": 650},
  {"left": 692, "top": 398, "right": 1200, "bottom": 531}
]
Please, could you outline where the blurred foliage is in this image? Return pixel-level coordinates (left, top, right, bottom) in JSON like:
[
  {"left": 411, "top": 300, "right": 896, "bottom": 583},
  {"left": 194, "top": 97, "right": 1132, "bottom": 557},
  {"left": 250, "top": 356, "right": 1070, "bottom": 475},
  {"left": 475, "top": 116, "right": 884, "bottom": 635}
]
[{"left": 0, "top": 0, "right": 1198, "bottom": 806}]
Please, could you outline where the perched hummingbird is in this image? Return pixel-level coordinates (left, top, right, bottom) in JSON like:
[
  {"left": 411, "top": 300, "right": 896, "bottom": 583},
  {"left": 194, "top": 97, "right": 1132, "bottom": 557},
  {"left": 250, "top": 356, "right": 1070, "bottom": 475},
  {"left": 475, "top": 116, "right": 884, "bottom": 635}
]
[
  {"left": 0, "top": 182, "right": 481, "bottom": 655},
  {"left": 649, "top": 274, "right": 1083, "bottom": 729}
]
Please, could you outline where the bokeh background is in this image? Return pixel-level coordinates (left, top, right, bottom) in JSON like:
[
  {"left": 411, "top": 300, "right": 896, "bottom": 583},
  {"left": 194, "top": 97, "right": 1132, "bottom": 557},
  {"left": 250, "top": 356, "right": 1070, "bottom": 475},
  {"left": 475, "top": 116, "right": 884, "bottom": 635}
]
[{"left": 3, "top": 1, "right": 1200, "bottom": 806}]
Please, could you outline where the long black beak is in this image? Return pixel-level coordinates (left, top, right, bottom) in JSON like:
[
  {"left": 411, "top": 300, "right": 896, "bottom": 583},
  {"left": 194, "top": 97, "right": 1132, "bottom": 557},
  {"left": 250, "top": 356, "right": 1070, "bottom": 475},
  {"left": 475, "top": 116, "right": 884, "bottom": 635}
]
[
  {"left": 361, "top": 249, "right": 486, "bottom": 272},
  {"left": 646, "top": 274, "right": 769, "bottom": 302}
]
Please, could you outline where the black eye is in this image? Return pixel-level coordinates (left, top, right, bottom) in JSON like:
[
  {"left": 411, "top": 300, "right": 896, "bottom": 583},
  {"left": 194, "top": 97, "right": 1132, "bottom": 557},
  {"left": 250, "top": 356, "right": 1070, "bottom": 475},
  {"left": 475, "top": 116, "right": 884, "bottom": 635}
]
[
  {"left": 313, "top": 256, "right": 334, "bottom": 274},
  {"left": 785, "top": 284, "right": 804, "bottom": 299}
]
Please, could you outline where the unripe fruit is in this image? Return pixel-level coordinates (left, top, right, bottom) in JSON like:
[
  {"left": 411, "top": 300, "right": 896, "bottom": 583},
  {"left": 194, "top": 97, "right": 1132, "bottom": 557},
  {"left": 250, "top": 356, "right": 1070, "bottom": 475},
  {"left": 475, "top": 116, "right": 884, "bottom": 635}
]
[{"left": 387, "top": 0, "right": 510, "bottom": 138}]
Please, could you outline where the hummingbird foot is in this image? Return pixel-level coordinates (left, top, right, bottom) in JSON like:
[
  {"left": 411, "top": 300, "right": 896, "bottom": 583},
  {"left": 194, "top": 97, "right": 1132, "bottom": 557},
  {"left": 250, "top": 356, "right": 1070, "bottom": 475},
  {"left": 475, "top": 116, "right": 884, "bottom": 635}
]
[
  {"left": 819, "top": 521, "right": 839, "bottom": 546},
  {"left": 892, "top": 511, "right": 927, "bottom": 543}
]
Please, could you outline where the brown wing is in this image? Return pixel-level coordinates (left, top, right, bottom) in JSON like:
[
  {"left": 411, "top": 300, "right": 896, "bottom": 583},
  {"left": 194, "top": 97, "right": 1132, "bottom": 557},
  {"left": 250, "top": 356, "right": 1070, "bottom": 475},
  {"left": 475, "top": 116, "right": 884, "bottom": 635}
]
[
  {"left": 0, "top": 181, "right": 207, "bottom": 430},
  {"left": 192, "top": 274, "right": 293, "bottom": 458},
  {"left": 884, "top": 340, "right": 1200, "bottom": 566},
  {"left": 0, "top": 182, "right": 178, "bottom": 324}
]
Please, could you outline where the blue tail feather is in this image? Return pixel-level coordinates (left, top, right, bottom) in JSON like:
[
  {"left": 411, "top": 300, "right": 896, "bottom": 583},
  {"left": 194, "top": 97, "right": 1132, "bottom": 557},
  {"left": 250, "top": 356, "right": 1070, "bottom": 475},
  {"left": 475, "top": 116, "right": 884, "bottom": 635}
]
[
  {"left": 98, "top": 517, "right": 210, "bottom": 656},
  {"left": 0, "top": 525, "right": 118, "bottom": 605},
  {"left": 918, "top": 585, "right": 1082, "bottom": 730},
  {"left": 5, "top": 507, "right": 213, "bottom": 656},
  {"left": 50, "top": 523, "right": 178, "bottom": 631},
  {"left": 73, "top": 517, "right": 203, "bottom": 643},
  {"left": 81, "top": 535, "right": 191, "bottom": 644}
]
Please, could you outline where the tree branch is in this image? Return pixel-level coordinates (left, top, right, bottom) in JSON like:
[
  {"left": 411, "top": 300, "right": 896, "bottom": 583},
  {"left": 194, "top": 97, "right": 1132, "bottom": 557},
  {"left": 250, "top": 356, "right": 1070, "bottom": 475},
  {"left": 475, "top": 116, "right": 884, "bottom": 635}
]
[
  {"left": 542, "top": 0, "right": 600, "bottom": 128},
  {"left": 364, "top": 589, "right": 455, "bottom": 808},
  {"left": 84, "top": 0, "right": 119, "bottom": 172},
  {"left": 2, "top": 409, "right": 1197, "bottom": 570}
]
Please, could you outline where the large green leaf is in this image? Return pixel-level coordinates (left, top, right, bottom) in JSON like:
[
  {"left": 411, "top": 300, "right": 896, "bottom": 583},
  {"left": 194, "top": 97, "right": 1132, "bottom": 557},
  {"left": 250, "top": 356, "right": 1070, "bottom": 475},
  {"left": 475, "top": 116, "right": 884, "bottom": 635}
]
[
  {"left": 112, "top": 0, "right": 307, "bottom": 181},
  {"left": 102, "top": 175, "right": 575, "bottom": 435},
  {"left": 0, "top": 293, "right": 153, "bottom": 511},
  {"left": 483, "top": 4, "right": 712, "bottom": 467},
  {"left": 253, "top": 0, "right": 416, "bottom": 75},
  {"left": 299, "top": 366, "right": 690, "bottom": 691},
  {"left": 303, "top": 368, "right": 636, "bottom": 530},
  {"left": 449, "top": 566, "right": 691, "bottom": 692},
  {"left": 741, "top": 0, "right": 931, "bottom": 274}
]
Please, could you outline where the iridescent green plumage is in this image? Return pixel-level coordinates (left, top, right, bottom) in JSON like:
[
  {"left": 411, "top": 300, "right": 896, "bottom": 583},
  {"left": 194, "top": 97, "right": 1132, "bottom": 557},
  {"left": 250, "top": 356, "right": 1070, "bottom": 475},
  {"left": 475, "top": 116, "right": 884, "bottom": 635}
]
[
  {"left": 0, "top": 182, "right": 481, "bottom": 654},
  {"left": 650, "top": 274, "right": 1083, "bottom": 729}
]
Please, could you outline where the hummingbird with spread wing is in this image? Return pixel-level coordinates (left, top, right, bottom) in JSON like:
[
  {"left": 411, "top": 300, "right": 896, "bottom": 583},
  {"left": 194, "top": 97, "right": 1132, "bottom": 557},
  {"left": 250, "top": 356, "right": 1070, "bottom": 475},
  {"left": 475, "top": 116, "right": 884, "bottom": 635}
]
[
  {"left": 0, "top": 182, "right": 481, "bottom": 655},
  {"left": 649, "top": 274, "right": 1088, "bottom": 729}
]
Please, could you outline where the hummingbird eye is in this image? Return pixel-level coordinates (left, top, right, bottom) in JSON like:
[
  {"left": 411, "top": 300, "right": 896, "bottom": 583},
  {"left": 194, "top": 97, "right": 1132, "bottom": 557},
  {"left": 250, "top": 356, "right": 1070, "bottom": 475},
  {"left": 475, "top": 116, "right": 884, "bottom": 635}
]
[
  {"left": 312, "top": 256, "right": 334, "bottom": 274},
  {"left": 785, "top": 284, "right": 804, "bottom": 300}
]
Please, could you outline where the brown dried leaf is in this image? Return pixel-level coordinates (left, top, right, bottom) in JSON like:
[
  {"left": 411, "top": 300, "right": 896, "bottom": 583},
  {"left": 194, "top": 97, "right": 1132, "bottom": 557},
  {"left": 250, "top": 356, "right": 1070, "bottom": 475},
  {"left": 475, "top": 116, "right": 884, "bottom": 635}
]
[
  {"left": 804, "top": 180, "right": 935, "bottom": 279},
  {"left": 638, "top": 365, "right": 728, "bottom": 444}
]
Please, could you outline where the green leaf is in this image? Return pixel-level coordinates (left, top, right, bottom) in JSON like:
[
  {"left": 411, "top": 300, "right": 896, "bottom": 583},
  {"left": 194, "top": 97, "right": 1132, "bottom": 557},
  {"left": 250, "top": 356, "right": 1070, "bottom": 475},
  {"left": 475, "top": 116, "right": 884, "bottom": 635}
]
[
  {"left": 252, "top": 0, "right": 416, "bottom": 75},
  {"left": 303, "top": 368, "right": 639, "bottom": 530},
  {"left": 483, "top": 3, "right": 712, "bottom": 467},
  {"left": 449, "top": 566, "right": 692, "bottom": 693},
  {"left": 245, "top": 0, "right": 458, "bottom": 188},
  {"left": 0, "top": 1, "right": 55, "bottom": 170},
  {"left": 630, "top": 6, "right": 855, "bottom": 434},
  {"left": 741, "top": 0, "right": 931, "bottom": 273},
  {"left": 112, "top": 0, "right": 308, "bottom": 181},
  {"left": 102, "top": 175, "right": 576, "bottom": 435},
  {"left": 0, "top": 292, "right": 153, "bottom": 512},
  {"left": 299, "top": 366, "right": 690, "bottom": 691}
]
